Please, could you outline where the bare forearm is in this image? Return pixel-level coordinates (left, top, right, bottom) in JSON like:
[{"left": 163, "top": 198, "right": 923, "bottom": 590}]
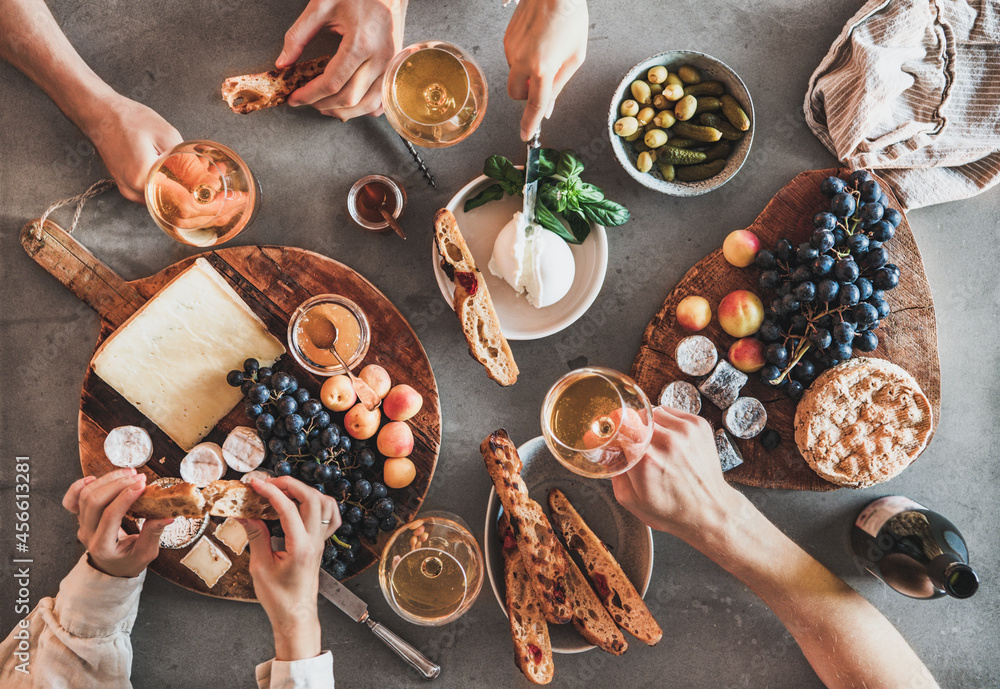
[
  {"left": 691, "top": 490, "right": 939, "bottom": 689},
  {"left": 0, "top": 0, "right": 116, "bottom": 132}
]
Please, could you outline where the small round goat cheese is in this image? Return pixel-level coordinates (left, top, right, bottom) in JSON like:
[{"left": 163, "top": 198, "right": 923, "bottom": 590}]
[
  {"left": 104, "top": 426, "right": 153, "bottom": 468},
  {"left": 179, "top": 442, "right": 226, "bottom": 487}
]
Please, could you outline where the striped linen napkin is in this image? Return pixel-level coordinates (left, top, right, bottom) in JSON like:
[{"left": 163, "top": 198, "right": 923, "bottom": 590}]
[{"left": 804, "top": 0, "right": 1000, "bottom": 209}]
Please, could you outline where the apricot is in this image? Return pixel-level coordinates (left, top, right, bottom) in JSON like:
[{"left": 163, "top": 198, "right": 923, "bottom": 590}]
[
  {"left": 359, "top": 364, "right": 391, "bottom": 399},
  {"left": 377, "top": 421, "right": 414, "bottom": 458},
  {"left": 722, "top": 230, "right": 761, "bottom": 268},
  {"left": 321, "top": 375, "right": 356, "bottom": 412},
  {"left": 676, "top": 295, "right": 712, "bottom": 331},
  {"left": 718, "top": 290, "right": 764, "bottom": 338},
  {"left": 383, "top": 457, "right": 416, "bottom": 489},
  {"left": 382, "top": 384, "right": 423, "bottom": 421},
  {"left": 345, "top": 402, "right": 381, "bottom": 440},
  {"left": 728, "top": 337, "right": 766, "bottom": 373}
]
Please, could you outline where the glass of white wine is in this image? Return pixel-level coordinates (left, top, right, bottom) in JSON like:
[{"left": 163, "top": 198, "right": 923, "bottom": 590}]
[
  {"left": 541, "top": 367, "right": 655, "bottom": 479},
  {"left": 378, "top": 511, "right": 484, "bottom": 626},
  {"left": 144, "top": 140, "right": 260, "bottom": 247},
  {"left": 381, "top": 41, "right": 488, "bottom": 148}
]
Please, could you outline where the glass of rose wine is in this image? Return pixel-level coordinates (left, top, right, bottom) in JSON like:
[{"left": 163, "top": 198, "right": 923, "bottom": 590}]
[
  {"left": 541, "top": 367, "right": 654, "bottom": 479},
  {"left": 381, "top": 41, "right": 488, "bottom": 148},
  {"left": 378, "top": 511, "right": 484, "bottom": 626},
  {"left": 144, "top": 140, "right": 260, "bottom": 247}
]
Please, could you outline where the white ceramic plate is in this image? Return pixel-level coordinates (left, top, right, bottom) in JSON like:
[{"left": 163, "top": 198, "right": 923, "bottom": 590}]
[
  {"left": 433, "top": 174, "right": 608, "bottom": 340},
  {"left": 483, "top": 436, "right": 654, "bottom": 654}
]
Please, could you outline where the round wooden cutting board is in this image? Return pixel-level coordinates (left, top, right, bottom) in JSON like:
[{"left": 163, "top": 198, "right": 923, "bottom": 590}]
[
  {"left": 22, "top": 221, "right": 441, "bottom": 600},
  {"left": 631, "top": 169, "right": 940, "bottom": 491}
]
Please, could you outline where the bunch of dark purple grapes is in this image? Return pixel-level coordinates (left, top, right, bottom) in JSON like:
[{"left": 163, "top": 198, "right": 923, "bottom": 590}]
[
  {"left": 754, "top": 170, "right": 901, "bottom": 399},
  {"left": 227, "top": 356, "right": 397, "bottom": 579}
]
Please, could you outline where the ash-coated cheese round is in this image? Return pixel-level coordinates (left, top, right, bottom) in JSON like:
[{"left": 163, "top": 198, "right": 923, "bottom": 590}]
[
  {"left": 179, "top": 442, "right": 226, "bottom": 487},
  {"left": 723, "top": 397, "right": 767, "bottom": 439},
  {"left": 104, "top": 426, "right": 153, "bottom": 468},
  {"left": 675, "top": 336, "right": 718, "bottom": 377},
  {"left": 658, "top": 381, "right": 702, "bottom": 414},
  {"left": 223, "top": 426, "right": 266, "bottom": 473}
]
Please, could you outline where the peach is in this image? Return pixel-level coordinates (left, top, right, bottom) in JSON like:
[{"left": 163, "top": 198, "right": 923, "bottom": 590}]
[
  {"left": 321, "top": 375, "right": 356, "bottom": 412},
  {"left": 345, "top": 402, "right": 381, "bottom": 440},
  {"left": 383, "top": 384, "right": 423, "bottom": 421},
  {"left": 377, "top": 421, "right": 414, "bottom": 458},
  {"left": 718, "top": 289, "right": 764, "bottom": 338},
  {"left": 722, "top": 230, "right": 762, "bottom": 268},
  {"left": 676, "top": 295, "right": 712, "bottom": 331},
  {"left": 359, "top": 364, "right": 391, "bottom": 399},
  {"left": 728, "top": 337, "right": 766, "bottom": 373},
  {"left": 383, "top": 457, "right": 416, "bottom": 489}
]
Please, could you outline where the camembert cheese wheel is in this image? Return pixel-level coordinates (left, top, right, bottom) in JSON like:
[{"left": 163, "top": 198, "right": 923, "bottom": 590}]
[
  {"left": 180, "top": 443, "right": 226, "bottom": 487},
  {"left": 104, "top": 426, "right": 153, "bottom": 468}
]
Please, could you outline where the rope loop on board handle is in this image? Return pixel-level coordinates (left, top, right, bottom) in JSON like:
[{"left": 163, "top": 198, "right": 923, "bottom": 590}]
[{"left": 34, "top": 178, "right": 116, "bottom": 239}]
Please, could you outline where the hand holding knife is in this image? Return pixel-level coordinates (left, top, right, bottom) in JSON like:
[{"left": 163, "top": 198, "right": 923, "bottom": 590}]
[{"left": 519, "top": 129, "right": 542, "bottom": 232}]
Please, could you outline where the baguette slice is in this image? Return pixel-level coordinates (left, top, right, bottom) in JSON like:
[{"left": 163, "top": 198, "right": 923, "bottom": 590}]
[
  {"left": 563, "top": 546, "right": 628, "bottom": 655},
  {"left": 499, "top": 513, "right": 555, "bottom": 685},
  {"left": 129, "top": 481, "right": 206, "bottom": 519},
  {"left": 222, "top": 56, "right": 331, "bottom": 114},
  {"left": 434, "top": 209, "right": 518, "bottom": 386},
  {"left": 481, "top": 430, "right": 573, "bottom": 624},
  {"left": 128, "top": 479, "right": 277, "bottom": 520},
  {"left": 548, "top": 488, "right": 662, "bottom": 646}
]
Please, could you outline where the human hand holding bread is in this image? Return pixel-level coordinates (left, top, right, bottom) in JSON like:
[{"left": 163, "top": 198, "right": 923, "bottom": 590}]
[{"left": 63, "top": 468, "right": 173, "bottom": 578}]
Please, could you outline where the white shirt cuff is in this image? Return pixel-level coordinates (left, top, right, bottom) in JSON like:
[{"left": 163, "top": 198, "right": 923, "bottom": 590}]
[
  {"left": 52, "top": 554, "right": 146, "bottom": 638},
  {"left": 256, "top": 651, "right": 334, "bottom": 689}
]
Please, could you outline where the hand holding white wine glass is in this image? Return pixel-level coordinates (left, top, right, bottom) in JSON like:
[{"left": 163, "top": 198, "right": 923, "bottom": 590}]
[{"left": 541, "top": 367, "right": 654, "bottom": 479}]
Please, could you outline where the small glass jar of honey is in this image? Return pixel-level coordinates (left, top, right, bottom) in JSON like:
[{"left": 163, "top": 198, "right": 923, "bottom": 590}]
[
  {"left": 287, "top": 295, "right": 371, "bottom": 376},
  {"left": 348, "top": 175, "right": 407, "bottom": 232}
]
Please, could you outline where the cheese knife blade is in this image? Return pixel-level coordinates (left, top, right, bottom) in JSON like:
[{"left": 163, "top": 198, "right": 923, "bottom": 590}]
[
  {"left": 520, "top": 130, "right": 541, "bottom": 228},
  {"left": 318, "top": 570, "right": 440, "bottom": 679}
]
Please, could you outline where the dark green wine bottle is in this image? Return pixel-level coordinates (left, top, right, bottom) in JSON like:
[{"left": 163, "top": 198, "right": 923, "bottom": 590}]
[{"left": 852, "top": 496, "right": 979, "bottom": 600}]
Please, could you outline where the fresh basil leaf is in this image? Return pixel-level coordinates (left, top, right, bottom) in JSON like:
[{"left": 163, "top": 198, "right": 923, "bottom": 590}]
[
  {"left": 463, "top": 183, "right": 505, "bottom": 212},
  {"left": 535, "top": 201, "right": 576, "bottom": 243},
  {"left": 564, "top": 209, "right": 591, "bottom": 244},
  {"left": 581, "top": 198, "right": 631, "bottom": 227},
  {"left": 576, "top": 183, "right": 604, "bottom": 205},
  {"left": 538, "top": 184, "right": 562, "bottom": 215},
  {"left": 537, "top": 148, "right": 560, "bottom": 177},
  {"left": 556, "top": 150, "right": 585, "bottom": 181},
  {"left": 484, "top": 155, "right": 523, "bottom": 194}
]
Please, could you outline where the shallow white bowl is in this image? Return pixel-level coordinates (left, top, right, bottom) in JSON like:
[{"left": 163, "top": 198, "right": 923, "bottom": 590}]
[
  {"left": 483, "top": 436, "right": 654, "bottom": 654},
  {"left": 433, "top": 174, "right": 608, "bottom": 341},
  {"left": 608, "top": 50, "right": 754, "bottom": 196}
]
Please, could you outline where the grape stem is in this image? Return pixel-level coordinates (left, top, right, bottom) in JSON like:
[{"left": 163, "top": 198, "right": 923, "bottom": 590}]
[{"left": 772, "top": 338, "right": 811, "bottom": 385}]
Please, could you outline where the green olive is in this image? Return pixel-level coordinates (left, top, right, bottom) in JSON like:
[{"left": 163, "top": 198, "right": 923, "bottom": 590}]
[
  {"left": 636, "top": 151, "right": 654, "bottom": 173},
  {"left": 674, "top": 95, "right": 698, "bottom": 121},
  {"left": 630, "top": 80, "right": 652, "bottom": 105},
  {"left": 652, "top": 94, "right": 671, "bottom": 111},
  {"left": 614, "top": 116, "right": 639, "bottom": 137},
  {"left": 663, "top": 84, "right": 685, "bottom": 101},
  {"left": 644, "top": 128, "right": 669, "bottom": 148},
  {"left": 647, "top": 65, "right": 668, "bottom": 84},
  {"left": 654, "top": 110, "right": 676, "bottom": 129},
  {"left": 636, "top": 106, "right": 656, "bottom": 126},
  {"left": 678, "top": 65, "right": 702, "bottom": 84},
  {"left": 620, "top": 99, "right": 639, "bottom": 117},
  {"left": 666, "top": 72, "right": 683, "bottom": 87},
  {"left": 624, "top": 129, "right": 643, "bottom": 142}
]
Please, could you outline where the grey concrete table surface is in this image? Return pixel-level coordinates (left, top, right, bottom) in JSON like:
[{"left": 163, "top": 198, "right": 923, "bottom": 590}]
[{"left": 1, "top": 1, "right": 998, "bottom": 687}]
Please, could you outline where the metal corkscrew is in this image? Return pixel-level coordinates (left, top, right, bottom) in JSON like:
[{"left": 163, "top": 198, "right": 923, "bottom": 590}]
[{"left": 398, "top": 134, "right": 437, "bottom": 189}]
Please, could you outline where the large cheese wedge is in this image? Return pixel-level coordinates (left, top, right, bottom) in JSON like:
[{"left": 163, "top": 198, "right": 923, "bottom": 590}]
[{"left": 92, "top": 258, "right": 285, "bottom": 451}]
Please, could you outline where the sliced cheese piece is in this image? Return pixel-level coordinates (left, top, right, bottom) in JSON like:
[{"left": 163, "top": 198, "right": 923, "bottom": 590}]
[
  {"left": 104, "top": 426, "right": 153, "bottom": 468},
  {"left": 91, "top": 258, "right": 285, "bottom": 451},
  {"left": 214, "top": 517, "right": 249, "bottom": 555},
  {"left": 180, "top": 442, "right": 226, "bottom": 487},
  {"left": 179, "top": 536, "right": 232, "bottom": 588},
  {"left": 223, "top": 426, "right": 266, "bottom": 473},
  {"left": 241, "top": 469, "right": 273, "bottom": 484}
]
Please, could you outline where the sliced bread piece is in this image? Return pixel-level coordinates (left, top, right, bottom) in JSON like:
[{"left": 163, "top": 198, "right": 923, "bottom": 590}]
[
  {"left": 563, "top": 549, "right": 628, "bottom": 655},
  {"left": 548, "top": 488, "right": 662, "bottom": 646},
  {"left": 222, "top": 56, "right": 331, "bottom": 114},
  {"left": 129, "top": 481, "right": 206, "bottom": 519},
  {"left": 434, "top": 209, "right": 518, "bottom": 386},
  {"left": 499, "top": 513, "right": 555, "bottom": 684},
  {"left": 203, "top": 480, "right": 278, "bottom": 520},
  {"left": 481, "top": 430, "right": 573, "bottom": 624}
]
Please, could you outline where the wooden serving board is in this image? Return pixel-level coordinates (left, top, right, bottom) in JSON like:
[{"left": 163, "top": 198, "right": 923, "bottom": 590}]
[
  {"left": 631, "top": 169, "right": 940, "bottom": 491},
  {"left": 21, "top": 220, "right": 441, "bottom": 599}
]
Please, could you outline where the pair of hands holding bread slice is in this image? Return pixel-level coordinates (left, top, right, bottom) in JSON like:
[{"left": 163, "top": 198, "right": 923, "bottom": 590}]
[
  {"left": 614, "top": 407, "right": 940, "bottom": 689},
  {"left": 64, "top": 468, "right": 339, "bottom": 662}
]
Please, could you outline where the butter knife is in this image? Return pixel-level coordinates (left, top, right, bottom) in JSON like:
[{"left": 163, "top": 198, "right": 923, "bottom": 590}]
[
  {"left": 520, "top": 130, "right": 542, "bottom": 229},
  {"left": 318, "top": 570, "right": 441, "bottom": 680}
]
